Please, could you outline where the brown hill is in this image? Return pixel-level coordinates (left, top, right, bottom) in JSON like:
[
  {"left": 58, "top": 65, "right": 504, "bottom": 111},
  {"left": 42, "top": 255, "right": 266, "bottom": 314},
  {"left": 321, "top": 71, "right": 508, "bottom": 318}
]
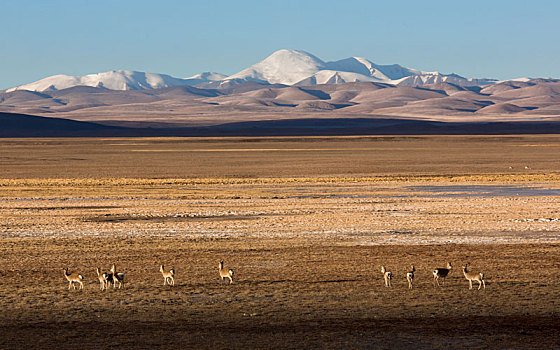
[
  {"left": 1, "top": 80, "right": 559, "bottom": 126},
  {"left": 476, "top": 103, "right": 529, "bottom": 114}
]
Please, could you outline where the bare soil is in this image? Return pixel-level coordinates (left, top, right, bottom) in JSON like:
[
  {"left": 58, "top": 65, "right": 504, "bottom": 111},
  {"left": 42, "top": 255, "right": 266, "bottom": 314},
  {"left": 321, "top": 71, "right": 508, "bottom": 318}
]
[
  {"left": 1, "top": 135, "right": 559, "bottom": 349},
  {"left": 0, "top": 238, "right": 559, "bottom": 349}
]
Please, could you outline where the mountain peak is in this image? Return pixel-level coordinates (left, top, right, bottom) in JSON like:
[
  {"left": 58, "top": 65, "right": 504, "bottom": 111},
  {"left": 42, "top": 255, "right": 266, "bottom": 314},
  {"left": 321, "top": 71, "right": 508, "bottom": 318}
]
[
  {"left": 266, "top": 49, "right": 324, "bottom": 62},
  {"left": 226, "top": 49, "right": 326, "bottom": 85}
]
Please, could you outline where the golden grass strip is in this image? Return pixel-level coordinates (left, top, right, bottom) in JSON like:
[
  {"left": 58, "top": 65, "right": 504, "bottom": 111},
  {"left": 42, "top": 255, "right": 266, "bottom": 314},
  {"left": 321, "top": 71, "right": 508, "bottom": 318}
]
[{"left": 1, "top": 173, "right": 560, "bottom": 188}]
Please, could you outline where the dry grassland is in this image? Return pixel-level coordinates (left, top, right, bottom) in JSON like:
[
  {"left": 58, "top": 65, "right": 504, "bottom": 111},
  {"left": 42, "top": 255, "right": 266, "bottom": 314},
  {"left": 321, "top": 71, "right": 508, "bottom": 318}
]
[{"left": 1, "top": 135, "right": 559, "bottom": 349}]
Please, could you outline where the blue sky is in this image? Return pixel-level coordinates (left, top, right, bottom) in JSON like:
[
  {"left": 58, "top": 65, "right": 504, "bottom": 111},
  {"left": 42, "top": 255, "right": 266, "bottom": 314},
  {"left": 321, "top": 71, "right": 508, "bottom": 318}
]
[{"left": 1, "top": 0, "right": 558, "bottom": 89}]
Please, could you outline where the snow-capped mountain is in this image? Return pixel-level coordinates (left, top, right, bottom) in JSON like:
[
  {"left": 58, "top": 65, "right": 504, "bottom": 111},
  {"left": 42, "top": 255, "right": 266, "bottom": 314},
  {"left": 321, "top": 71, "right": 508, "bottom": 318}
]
[
  {"left": 226, "top": 49, "right": 326, "bottom": 85},
  {"left": 223, "top": 49, "right": 496, "bottom": 86},
  {"left": 6, "top": 49, "right": 497, "bottom": 92},
  {"left": 7, "top": 70, "right": 226, "bottom": 92},
  {"left": 183, "top": 72, "right": 228, "bottom": 85},
  {"left": 324, "top": 56, "right": 423, "bottom": 81}
]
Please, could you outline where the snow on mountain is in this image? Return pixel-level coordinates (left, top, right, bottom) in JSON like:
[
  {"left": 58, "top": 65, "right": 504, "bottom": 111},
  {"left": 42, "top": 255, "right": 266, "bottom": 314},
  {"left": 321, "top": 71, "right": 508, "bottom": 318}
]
[
  {"left": 294, "top": 70, "right": 376, "bottom": 86},
  {"left": 184, "top": 72, "right": 228, "bottom": 84},
  {"left": 224, "top": 49, "right": 495, "bottom": 87},
  {"left": 7, "top": 70, "right": 227, "bottom": 92},
  {"left": 6, "top": 49, "right": 497, "bottom": 92},
  {"left": 225, "top": 49, "right": 326, "bottom": 85},
  {"left": 325, "top": 57, "right": 422, "bottom": 81},
  {"left": 495, "top": 77, "right": 532, "bottom": 83},
  {"left": 393, "top": 73, "right": 495, "bottom": 86}
]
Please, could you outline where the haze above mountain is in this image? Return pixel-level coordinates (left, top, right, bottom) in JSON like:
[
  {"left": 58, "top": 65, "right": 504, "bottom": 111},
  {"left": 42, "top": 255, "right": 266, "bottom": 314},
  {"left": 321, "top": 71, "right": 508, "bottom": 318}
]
[{"left": 7, "top": 49, "right": 497, "bottom": 92}]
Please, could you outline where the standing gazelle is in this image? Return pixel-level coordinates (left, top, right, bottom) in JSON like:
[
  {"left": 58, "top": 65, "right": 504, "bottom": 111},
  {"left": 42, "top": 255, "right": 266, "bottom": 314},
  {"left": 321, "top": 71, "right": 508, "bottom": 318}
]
[
  {"left": 160, "top": 265, "right": 175, "bottom": 286},
  {"left": 380, "top": 266, "right": 392, "bottom": 287},
  {"left": 218, "top": 261, "right": 234, "bottom": 284},
  {"left": 433, "top": 262, "right": 452, "bottom": 287},
  {"left": 406, "top": 265, "right": 415, "bottom": 289},
  {"left": 96, "top": 267, "right": 111, "bottom": 291},
  {"left": 110, "top": 264, "right": 125, "bottom": 289},
  {"left": 463, "top": 264, "right": 486, "bottom": 290},
  {"left": 63, "top": 268, "right": 84, "bottom": 290}
]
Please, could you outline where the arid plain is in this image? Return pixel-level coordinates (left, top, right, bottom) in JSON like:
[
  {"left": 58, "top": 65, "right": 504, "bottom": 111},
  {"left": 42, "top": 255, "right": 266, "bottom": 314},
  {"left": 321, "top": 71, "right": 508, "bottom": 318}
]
[{"left": 1, "top": 135, "right": 559, "bottom": 349}]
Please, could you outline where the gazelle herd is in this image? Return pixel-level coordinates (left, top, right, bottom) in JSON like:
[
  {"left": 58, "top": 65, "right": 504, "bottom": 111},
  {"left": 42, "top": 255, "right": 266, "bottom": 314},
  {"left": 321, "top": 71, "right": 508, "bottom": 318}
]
[
  {"left": 379, "top": 262, "right": 485, "bottom": 290},
  {"left": 64, "top": 260, "right": 235, "bottom": 290},
  {"left": 93, "top": 264, "right": 125, "bottom": 290},
  {"left": 65, "top": 259, "right": 484, "bottom": 291}
]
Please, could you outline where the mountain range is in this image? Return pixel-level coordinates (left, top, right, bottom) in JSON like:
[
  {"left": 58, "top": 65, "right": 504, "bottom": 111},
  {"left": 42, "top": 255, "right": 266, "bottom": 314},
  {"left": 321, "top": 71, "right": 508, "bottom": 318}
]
[
  {"left": 1, "top": 49, "right": 559, "bottom": 136},
  {"left": 6, "top": 49, "right": 496, "bottom": 92}
]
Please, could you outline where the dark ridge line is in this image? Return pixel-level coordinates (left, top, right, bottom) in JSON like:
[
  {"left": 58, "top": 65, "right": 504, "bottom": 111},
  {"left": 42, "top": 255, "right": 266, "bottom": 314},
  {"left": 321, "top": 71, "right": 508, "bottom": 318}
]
[{"left": 2, "top": 112, "right": 560, "bottom": 137}]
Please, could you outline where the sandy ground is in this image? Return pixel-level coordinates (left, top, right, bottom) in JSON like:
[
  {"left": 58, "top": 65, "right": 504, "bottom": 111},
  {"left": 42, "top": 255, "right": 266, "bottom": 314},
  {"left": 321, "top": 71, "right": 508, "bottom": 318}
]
[{"left": 1, "top": 136, "right": 559, "bottom": 349}]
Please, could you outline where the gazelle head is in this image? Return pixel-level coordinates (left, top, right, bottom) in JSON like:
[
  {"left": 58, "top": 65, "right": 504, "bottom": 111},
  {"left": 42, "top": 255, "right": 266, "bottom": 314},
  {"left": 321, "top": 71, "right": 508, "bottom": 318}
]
[{"left": 447, "top": 262, "right": 453, "bottom": 269}]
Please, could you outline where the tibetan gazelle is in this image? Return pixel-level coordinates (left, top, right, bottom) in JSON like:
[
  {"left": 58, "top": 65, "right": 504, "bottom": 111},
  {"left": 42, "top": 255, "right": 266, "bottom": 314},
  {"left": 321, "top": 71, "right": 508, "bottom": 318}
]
[
  {"left": 63, "top": 268, "right": 84, "bottom": 290},
  {"left": 110, "top": 264, "right": 125, "bottom": 289},
  {"left": 218, "top": 261, "right": 234, "bottom": 284},
  {"left": 433, "top": 262, "right": 452, "bottom": 287},
  {"left": 463, "top": 263, "right": 486, "bottom": 290},
  {"left": 406, "top": 265, "right": 415, "bottom": 289},
  {"left": 380, "top": 266, "right": 392, "bottom": 287},
  {"left": 96, "top": 267, "right": 111, "bottom": 291},
  {"left": 160, "top": 265, "right": 175, "bottom": 286}
]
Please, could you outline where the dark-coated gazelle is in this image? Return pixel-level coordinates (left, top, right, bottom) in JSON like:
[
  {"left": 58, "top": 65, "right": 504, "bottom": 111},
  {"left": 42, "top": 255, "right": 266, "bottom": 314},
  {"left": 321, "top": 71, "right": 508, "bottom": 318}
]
[
  {"left": 433, "top": 262, "right": 452, "bottom": 287},
  {"left": 110, "top": 264, "right": 125, "bottom": 289}
]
